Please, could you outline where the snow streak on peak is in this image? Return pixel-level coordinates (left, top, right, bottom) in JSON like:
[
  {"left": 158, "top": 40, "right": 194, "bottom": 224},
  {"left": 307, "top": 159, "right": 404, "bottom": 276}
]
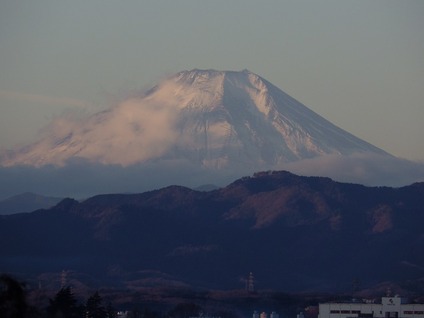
[{"left": 0, "top": 69, "right": 389, "bottom": 168}]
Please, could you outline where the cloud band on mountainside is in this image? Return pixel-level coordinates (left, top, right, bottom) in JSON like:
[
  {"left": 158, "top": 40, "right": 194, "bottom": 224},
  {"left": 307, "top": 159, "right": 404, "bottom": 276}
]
[
  {"left": 1, "top": 97, "right": 181, "bottom": 167},
  {"left": 282, "top": 153, "right": 424, "bottom": 187},
  {"left": 0, "top": 153, "right": 423, "bottom": 200}
]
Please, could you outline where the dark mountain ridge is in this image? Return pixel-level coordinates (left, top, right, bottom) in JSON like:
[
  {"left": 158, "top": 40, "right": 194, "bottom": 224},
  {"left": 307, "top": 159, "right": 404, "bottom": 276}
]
[
  {"left": 0, "top": 192, "right": 63, "bottom": 215},
  {"left": 1, "top": 171, "right": 423, "bottom": 293}
]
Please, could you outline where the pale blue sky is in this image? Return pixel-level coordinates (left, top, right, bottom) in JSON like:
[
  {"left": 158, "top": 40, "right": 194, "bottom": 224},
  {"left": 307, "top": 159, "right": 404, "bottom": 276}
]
[{"left": 1, "top": 0, "right": 423, "bottom": 161}]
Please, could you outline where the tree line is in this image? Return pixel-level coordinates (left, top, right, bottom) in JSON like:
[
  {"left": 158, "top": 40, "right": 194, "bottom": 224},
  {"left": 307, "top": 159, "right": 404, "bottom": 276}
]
[
  {"left": 0, "top": 274, "right": 115, "bottom": 317},
  {"left": 0, "top": 274, "right": 231, "bottom": 318}
]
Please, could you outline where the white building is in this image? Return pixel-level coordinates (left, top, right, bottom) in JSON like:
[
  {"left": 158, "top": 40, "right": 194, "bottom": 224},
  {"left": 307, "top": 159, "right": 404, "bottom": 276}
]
[{"left": 319, "top": 296, "right": 424, "bottom": 318}]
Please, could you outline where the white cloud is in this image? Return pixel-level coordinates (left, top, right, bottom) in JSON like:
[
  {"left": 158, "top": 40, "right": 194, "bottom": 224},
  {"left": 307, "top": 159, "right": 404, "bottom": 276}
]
[
  {"left": 281, "top": 153, "right": 424, "bottom": 187},
  {"left": 1, "top": 96, "right": 182, "bottom": 167}
]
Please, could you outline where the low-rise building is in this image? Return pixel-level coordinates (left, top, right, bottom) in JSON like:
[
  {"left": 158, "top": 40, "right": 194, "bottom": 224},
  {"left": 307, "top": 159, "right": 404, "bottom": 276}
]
[{"left": 319, "top": 296, "right": 424, "bottom": 318}]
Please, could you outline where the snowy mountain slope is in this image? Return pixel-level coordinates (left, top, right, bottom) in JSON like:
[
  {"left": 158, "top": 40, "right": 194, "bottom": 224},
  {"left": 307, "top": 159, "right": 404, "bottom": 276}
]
[{"left": 0, "top": 69, "right": 389, "bottom": 168}]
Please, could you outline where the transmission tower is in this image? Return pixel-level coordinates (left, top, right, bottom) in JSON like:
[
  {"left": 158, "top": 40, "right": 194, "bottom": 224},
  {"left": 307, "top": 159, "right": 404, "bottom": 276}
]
[
  {"left": 60, "top": 270, "right": 67, "bottom": 289},
  {"left": 246, "top": 272, "right": 255, "bottom": 293}
]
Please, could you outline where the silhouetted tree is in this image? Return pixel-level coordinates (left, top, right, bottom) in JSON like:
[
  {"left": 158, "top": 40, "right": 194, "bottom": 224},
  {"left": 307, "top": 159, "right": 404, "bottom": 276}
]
[
  {"left": 168, "top": 302, "right": 202, "bottom": 318},
  {"left": 106, "top": 301, "right": 116, "bottom": 318},
  {"left": 215, "top": 310, "right": 238, "bottom": 318},
  {"left": 0, "top": 274, "right": 28, "bottom": 318},
  {"left": 85, "top": 291, "right": 107, "bottom": 318},
  {"left": 129, "top": 307, "right": 142, "bottom": 318},
  {"left": 141, "top": 307, "right": 159, "bottom": 318},
  {"left": 47, "top": 286, "right": 82, "bottom": 318}
]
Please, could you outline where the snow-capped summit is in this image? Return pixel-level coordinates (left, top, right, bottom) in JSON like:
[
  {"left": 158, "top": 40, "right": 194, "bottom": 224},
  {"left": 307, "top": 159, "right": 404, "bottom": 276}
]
[{"left": 0, "top": 69, "right": 388, "bottom": 168}]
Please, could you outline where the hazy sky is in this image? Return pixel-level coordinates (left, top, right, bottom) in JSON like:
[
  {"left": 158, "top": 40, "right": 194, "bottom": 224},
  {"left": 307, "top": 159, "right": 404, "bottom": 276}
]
[{"left": 1, "top": 0, "right": 423, "bottom": 161}]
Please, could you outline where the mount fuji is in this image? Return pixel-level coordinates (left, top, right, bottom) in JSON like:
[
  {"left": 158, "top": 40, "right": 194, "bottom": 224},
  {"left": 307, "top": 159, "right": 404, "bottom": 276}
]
[{"left": 1, "top": 69, "right": 388, "bottom": 170}]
